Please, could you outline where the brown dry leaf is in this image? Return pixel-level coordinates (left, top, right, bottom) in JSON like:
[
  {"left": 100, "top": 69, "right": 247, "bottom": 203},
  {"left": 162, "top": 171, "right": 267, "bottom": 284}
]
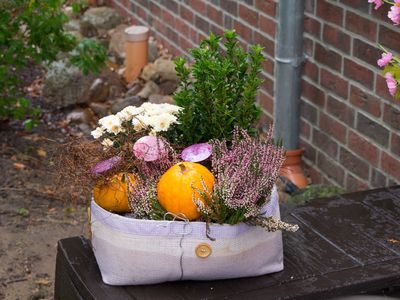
[
  {"left": 106, "top": 60, "right": 119, "bottom": 71},
  {"left": 388, "top": 238, "right": 400, "bottom": 244},
  {"left": 13, "top": 162, "right": 26, "bottom": 169},
  {"left": 41, "top": 186, "right": 55, "bottom": 197},
  {"left": 34, "top": 279, "right": 52, "bottom": 286},
  {"left": 24, "top": 77, "right": 43, "bottom": 97},
  {"left": 37, "top": 148, "right": 47, "bottom": 157}
]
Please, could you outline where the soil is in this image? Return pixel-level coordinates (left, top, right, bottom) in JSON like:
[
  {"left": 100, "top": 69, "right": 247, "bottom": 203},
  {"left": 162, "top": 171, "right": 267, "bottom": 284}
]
[{"left": 0, "top": 121, "right": 89, "bottom": 300}]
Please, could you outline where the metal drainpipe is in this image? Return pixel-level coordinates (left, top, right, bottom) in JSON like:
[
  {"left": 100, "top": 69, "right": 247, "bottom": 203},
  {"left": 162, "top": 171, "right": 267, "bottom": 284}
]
[{"left": 274, "top": 0, "right": 306, "bottom": 150}]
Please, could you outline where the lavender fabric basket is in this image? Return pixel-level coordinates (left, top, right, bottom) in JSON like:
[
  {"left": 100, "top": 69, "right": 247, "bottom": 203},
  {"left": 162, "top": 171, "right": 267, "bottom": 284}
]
[{"left": 90, "top": 187, "right": 283, "bottom": 285}]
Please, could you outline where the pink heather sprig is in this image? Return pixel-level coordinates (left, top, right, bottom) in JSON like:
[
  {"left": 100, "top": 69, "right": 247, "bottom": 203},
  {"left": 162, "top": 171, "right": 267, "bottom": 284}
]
[
  {"left": 128, "top": 178, "right": 156, "bottom": 218},
  {"left": 210, "top": 127, "right": 285, "bottom": 218},
  {"left": 385, "top": 72, "right": 398, "bottom": 96},
  {"left": 377, "top": 52, "right": 393, "bottom": 67}
]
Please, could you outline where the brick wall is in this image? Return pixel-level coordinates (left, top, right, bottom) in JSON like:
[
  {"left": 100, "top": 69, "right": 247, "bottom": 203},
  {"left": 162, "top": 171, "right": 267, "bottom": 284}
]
[{"left": 107, "top": 0, "right": 400, "bottom": 190}]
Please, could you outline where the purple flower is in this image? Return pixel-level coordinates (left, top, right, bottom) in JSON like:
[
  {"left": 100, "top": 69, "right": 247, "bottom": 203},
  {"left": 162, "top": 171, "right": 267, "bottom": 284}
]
[
  {"left": 385, "top": 72, "right": 398, "bottom": 96},
  {"left": 368, "top": 0, "right": 383, "bottom": 10},
  {"left": 377, "top": 52, "right": 393, "bottom": 67},
  {"left": 91, "top": 156, "right": 122, "bottom": 174},
  {"left": 388, "top": 1, "right": 400, "bottom": 25}
]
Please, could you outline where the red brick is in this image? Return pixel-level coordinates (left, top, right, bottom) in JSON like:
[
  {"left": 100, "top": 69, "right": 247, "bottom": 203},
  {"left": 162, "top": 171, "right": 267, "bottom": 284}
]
[
  {"left": 319, "top": 111, "right": 347, "bottom": 143},
  {"left": 305, "top": 0, "right": 315, "bottom": 13},
  {"left": 255, "top": 0, "right": 276, "bottom": 17},
  {"left": 345, "top": 11, "right": 377, "bottom": 41},
  {"left": 371, "top": 168, "right": 387, "bottom": 188},
  {"left": 371, "top": 3, "right": 395, "bottom": 24},
  {"left": 346, "top": 173, "right": 369, "bottom": 192},
  {"left": 306, "top": 164, "right": 323, "bottom": 185},
  {"left": 313, "top": 128, "right": 339, "bottom": 158},
  {"left": 221, "top": 0, "right": 238, "bottom": 17},
  {"left": 357, "top": 113, "right": 390, "bottom": 147},
  {"left": 340, "top": 0, "right": 370, "bottom": 12},
  {"left": 383, "top": 104, "right": 400, "bottom": 131},
  {"left": 234, "top": 20, "right": 253, "bottom": 42},
  {"left": 352, "top": 38, "right": 381, "bottom": 68},
  {"left": 317, "top": 151, "right": 345, "bottom": 186},
  {"left": 175, "top": 19, "right": 190, "bottom": 38},
  {"left": 327, "top": 95, "right": 355, "bottom": 126},
  {"left": 162, "top": 9, "right": 176, "bottom": 27},
  {"left": 179, "top": 36, "right": 195, "bottom": 52},
  {"left": 350, "top": 85, "right": 382, "bottom": 118},
  {"left": 258, "top": 91, "right": 274, "bottom": 114},
  {"left": 262, "top": 58, "right": 274, "bottom": 76},
  {"left": 323, "top": 24, "right": 350, "bottom": 53},
  {"left": 258, "top": 111, "right": 273, "bottom": 129},
  {"left": 376, "top": 74, "right": 396, "bottom": 102},
  {"left": 180, "top": 5, "right": 194, "bottom": 23},
  {"left": 381, "top": 152, "right": 400, "bottom": 181},
  {"left": 304, "top": 16, "right": 321, "bottom": 38},
  {"left": 379, "top": 25, "right": 400, "bottom": 51},
  {"left": 210, "top": 24, "right": 224, "bottom": 36},
  {"left": 301, "top": 80, "right": 326, "bottom": 107},
  {"left": 301, "top": 100, "right": 318, "bottom": 124},
  {"left": 136, "top": 5, "right": 147, "bottom": 21},
  {"left": 254, "top": 32, "right": 274, "bottom": 56},
  {"left": 150, "top": 2, "right": 161, "bottom": 16},
  {"left": 303, "top": 60, "right": 318, "bottom": 82},
  {"left": 348, "top": 130, "right": 379, "bottom": 167},
  {"left": 207, "top": 4, "right": 223, "bottom": 25},
  {"left": 320, "top": 68, "right": 349, "bottom": 99},
  {"left": 239, "top": 4, "right": 259, "bottom": 27},
  {"left": 340, "top": 147, "right": 370, "bottom": 180},
  {"left": 189, "top": 0, "right": 206, "bottom": 14},
  {"left": 317, "top": 0, "right": 343, "bottom": 26},
  {"left": 391, "top": 133, "right": 400, "bottom": 157},
  {"left": 315, "top": 43, "right": 342, "bottom": 72},
  {"left": 300, "top": 137, "right": 317, "bottom": 162},
  {"left": 260, "top": 74, "right": 274, "bottom": 96},
  {"left": 303, "top": 37, "right": 313, "bottom": 57},
  {"left": 195, "top": 15, "right": 210, "bottom": 34},
  {"left": 259, "top": 15, "right": 275, "bottom": 38},
  {"left": 344, "top": 59, "right": 374, "bottom": 90},
  {"left": 165, "top": 26, "right": 179, "bottom": 43},
  {"left": 300, "top": 119, "right": 312, "bottom": 140}
]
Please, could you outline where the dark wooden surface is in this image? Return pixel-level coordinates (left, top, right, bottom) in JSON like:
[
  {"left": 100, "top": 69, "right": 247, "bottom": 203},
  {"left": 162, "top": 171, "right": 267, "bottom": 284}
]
[{"left": 55, "top": 186, "right": 400, "bottom": 300}]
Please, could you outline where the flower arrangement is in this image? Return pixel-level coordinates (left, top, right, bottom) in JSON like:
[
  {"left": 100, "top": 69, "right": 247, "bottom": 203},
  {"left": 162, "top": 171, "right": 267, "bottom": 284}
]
[
  {"left": 63, "top": 30, "right": 298, "bottom": 236},
  {"left": 369, "top": 0, "right": 400, "bottom": 99}
]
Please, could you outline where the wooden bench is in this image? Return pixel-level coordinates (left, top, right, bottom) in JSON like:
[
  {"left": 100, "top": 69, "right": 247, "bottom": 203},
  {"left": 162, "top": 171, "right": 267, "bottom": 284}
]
[{"left": 55, "top": 186, "right": 400, "bottom": 299}]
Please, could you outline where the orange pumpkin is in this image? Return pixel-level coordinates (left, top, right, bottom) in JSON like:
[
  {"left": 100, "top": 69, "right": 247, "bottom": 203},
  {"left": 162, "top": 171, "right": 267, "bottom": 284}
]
[
  {"left": 157, "top": 162, "right": 214, "bottom": 220},
  {"left": 93, "top": 172, "right": 135, "bottom": 213}
]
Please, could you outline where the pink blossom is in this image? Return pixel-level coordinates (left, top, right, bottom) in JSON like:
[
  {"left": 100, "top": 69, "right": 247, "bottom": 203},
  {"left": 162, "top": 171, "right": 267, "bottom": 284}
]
[
  {"left": 377, "top": 52, "right": 393, "bottom": 67},
  {"left": 388, "top": 1, "right": 400, "bottom": 25},
  {"left": 368, "top": 0, "right": 383, "bottom": 10},
  {"left": 385, "top": 72, "right": 398, "bottom": 96}
]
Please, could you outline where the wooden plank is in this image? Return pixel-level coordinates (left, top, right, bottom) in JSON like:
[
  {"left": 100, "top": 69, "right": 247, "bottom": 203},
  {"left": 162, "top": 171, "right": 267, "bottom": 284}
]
[
  {"left": 56, "top": 237, "right": 134, "bottom": 300},
  {"left": 222, "top": 258, "right": 400, "bottom": 300},
  {"left": 271, "top": 215, "right": 359, "bottom": 284},
  {"left": 292, "top": 196, "right": 400, "bottom": 264}
]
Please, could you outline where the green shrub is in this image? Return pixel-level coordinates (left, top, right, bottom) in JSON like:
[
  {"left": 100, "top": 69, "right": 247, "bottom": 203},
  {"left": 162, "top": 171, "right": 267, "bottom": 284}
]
[
  {"left": 0, "top": 0, "right": 107, "bottom": 129},
  {"left": 167, "top": 30, "right": 264, "bottom": 146}
]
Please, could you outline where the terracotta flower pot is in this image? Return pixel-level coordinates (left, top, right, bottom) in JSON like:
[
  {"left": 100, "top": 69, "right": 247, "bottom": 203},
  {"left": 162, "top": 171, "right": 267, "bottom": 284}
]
[{"left": 280, "top": 148, "right": 308, "bottom": 189}]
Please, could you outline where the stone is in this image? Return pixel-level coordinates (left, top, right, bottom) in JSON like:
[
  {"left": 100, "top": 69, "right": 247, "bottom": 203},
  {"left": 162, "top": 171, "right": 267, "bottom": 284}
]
[
  {"left": 148, "top": 37, "right": 159, "bottom": 62},
  {"left": 137, "top": 81, "right": 160, "bottom": 99},
  {"left": 78, "top": 123, "right": 93, "bottom": 136},
  {"left": 82, "top": 7, "right": 122, "bottom": 30},
  {"left": 158, "top": 79, "right": 179, "bottom": 95},
  {"left": 108, "top": 24, "right": 129, "bottom": 63},
  {"left": 126, "top": 81, "right": 142, "bottom": 97},
  {"left": 42, "top": 60, "right": 126, "bottom": 108},
  {"left": 89, "top": 102, "right": 110, "bottom": 117},
  {"left": 67, "top": 30, "right": 83, "bottom": 42},
  {"left": 64, "top": 19, "right": 81, "bottom": 32},
  {"left": 148, "top": 94, "right": 175, "bottom": 105},
  {"left": 79, "top": 20, "right": 98, "bottom": 38},
  {"left": 141, "top": 57, "right": 178, "bottom": 82},
  {"left": 111, "top": 96, "right": 144, "bottom": 114},
  {"left": 66, "top": 108, "right": 96, "bottom": 125}
]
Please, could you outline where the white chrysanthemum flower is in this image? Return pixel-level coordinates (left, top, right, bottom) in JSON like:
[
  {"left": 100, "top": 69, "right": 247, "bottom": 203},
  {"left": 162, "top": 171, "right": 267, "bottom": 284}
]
[
  {"left": 150, "top": 113, "right": 178, "bottom": 132},
  {"left": 132, "top": 117, "right": 146, "bottom": 131},
  {"left": 91, "top": 127, "right": 104, "bottom": 139},
  {"left": 160, "top": 103, "right": 182, "bottom": 114},
  {"left": 117, "top": 106, "right": 145, "bottom": 121},
  {"left": 98, "top": 115, "right": 122, "bottom": 134},
  {"left": 101, "top": 138, "right": 114, "bottom": 148}
]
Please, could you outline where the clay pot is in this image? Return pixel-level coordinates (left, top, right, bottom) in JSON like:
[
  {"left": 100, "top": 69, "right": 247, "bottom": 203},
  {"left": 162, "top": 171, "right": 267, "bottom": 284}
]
[
  {"left": 280, "top": 148, "right": 309, "bottom": 189},
  {"left": 124, "top": 26, "right": 149, "bottom": 84}
]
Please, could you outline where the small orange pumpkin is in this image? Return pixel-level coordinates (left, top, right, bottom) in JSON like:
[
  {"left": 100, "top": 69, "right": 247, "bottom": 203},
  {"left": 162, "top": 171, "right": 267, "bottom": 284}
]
[
  {"left": 157, "top": 162, "right": 214, "bottom": 220},
  {"left": 93, "top": 172, "right": 135, "bottom": 213}
]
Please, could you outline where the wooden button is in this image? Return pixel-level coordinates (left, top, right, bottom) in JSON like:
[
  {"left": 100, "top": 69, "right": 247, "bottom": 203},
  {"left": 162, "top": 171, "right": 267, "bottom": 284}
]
[{"left": 195, "top": 243, "right": 212, "bottom": 258}]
